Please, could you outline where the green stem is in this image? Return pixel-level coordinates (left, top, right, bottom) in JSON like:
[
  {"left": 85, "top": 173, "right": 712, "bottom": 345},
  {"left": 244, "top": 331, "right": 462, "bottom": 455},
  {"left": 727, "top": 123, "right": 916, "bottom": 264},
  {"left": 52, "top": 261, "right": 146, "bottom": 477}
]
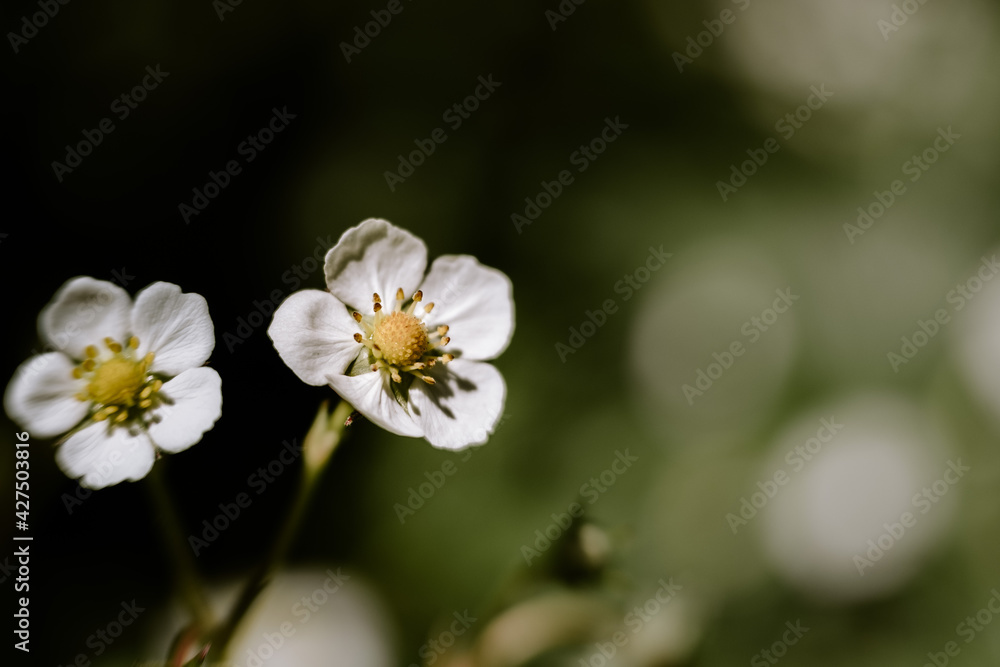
[
  {"left": 211, "top": 400, "right": 355, "bottom": 659},
  {"left": 147, "top": 464, "right": 215, "bottom": 633}
]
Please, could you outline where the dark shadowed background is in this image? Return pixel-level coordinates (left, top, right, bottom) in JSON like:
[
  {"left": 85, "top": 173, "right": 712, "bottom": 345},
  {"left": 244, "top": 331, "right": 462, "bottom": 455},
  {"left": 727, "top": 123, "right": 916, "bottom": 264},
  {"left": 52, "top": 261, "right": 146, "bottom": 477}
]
[{"left": 4, "top": 1, "right": 1000, "bottom": 665}]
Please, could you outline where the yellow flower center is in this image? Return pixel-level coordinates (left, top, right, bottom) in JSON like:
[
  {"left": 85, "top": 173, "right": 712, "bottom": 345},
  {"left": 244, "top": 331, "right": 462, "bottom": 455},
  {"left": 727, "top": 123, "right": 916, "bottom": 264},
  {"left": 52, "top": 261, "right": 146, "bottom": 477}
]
[
  {"left": 72, "top": 337, "right": 164, "bottom": 424},
  {"left": 88, "top": 357, "right": 145, "bottom": 406},
  {"left": 372, "top": 311, "right": 429, "bottom": 367},
  {"left": 352, "top": 288, "right": 454, "bottom": 385}
]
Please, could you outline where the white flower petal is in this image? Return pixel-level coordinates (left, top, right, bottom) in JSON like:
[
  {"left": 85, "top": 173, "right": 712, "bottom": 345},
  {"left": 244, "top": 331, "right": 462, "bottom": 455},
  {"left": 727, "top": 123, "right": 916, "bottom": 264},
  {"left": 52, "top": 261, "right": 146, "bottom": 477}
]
[
  {"left": 327, "top": 371, "right": 423, "bottom": 438},
  {"left": 408, "top": 359, "right": 506, "bottom": 450},
  {"left": 132, "top": 283, "right": 216, "bottom": 376},
  {"left": 269, "top": 290, "right": 363, "bottom": 385},
  {"left": 147, "top": 368, "right": 223, "bottom": 454},
  {"left": 418, "top": 255, "right": 515, "bottom": 361},
  {"left": 324, "top": 219, "right": 428, "bottom": 310},
  {"left": 56, "top": 421, "right": 155, "bottom": 489},
  {"left": 40, "top": 277, "right": 132, "bottom": 359},
  {"left": 4, "top": 353, "right": 90, "bottom": 438}
]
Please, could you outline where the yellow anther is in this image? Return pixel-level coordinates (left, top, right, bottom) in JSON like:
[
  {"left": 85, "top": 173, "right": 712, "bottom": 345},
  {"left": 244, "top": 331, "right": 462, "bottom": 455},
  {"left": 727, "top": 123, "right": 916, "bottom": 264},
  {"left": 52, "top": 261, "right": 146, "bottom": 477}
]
[
  {"left": 151, "top": 379, "right": 162, "bottom": 392},
  {"left": 85, "top": 345, "right": 99, "bottom": 359},
  {"left": 424, "top": 303, "right": 435, "bottom": 314},
  {"left": 94, "top": 405, "right": 119, "bottom": 422},
  {"left": 82, "top": 359, "right": 96, "bottom": 372},
  {"left": 420, "top": 375, "right": 436, "bottom": 385},
  {"left": 139, "top": 385, "right": 153, "bottom": 399},
  {"left": 372, "top": 293, "right": 381, "bottom": 304},
  {"left": 437, "top": 325, "right": 449, "bottom": 336},
  {"left": 441, "top": 354, "right": 454, "bottom": 363},
  {"left": 413, "top": 290, "right": 423, "bottom": 302},
  {"left": 353, "top": 311, "right": 363, "bottom": 323},
  {"left": 354, "top": 333, "right": 363, "bottom": 343},
  {"left": 104, "top": 337, "right": 123, "bottom": 353},
  {"left": 373, "top": 302, "right": 382, "bottom": 313},
  {"left": 128, "top": 336, "right": 140, "bottom": 349},
  {"left": 113, "top": 410, "right": 129, "bottom": 423},
  {"left": 72, "top": 367, "right": 83, "bottom": 379},
  {"left": 396, "top": 288, "right": 405, "bottom": 301},
  {"left": 138, "top": 399, "right": 153, "bottom": 409}
]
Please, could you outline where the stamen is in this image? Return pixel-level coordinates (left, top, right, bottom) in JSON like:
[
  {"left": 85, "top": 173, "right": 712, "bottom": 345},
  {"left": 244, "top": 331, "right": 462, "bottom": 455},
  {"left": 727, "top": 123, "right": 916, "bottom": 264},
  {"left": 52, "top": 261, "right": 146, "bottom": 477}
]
[
  {"left": 424, "top": 302, "right": 435, "bottom": 314},
  {"left": 390, "top": 368, "right": 402, "bottom": 383},
  {"left": 72, "top": 367, "right": 83, "bottom": 379},
  {"left": 138, "top": 399, "right": 153, "bottom": 409},
  {"left": 94, "top": 405, "right": 119, "bottom": 421},
  {"left": 396, "top": 287, "right": 405, "bottom": 301},
  {"left": 352, "top": 311, "right": 363, "bottom": 323},
  {"left": 372, "top": 293, "right": 381, "bottom": 304},
  {"left": 437, "top": 325, "right": 449, "bottom": 336},
  {"left": 373, "top": 302, "right": 382, "bottom": 313},
  {"left": 151, "top": 379, "right": 163, "bottom": 392},
  {"left": 127, "top": 336, "right": 140, "bottom": 349},
  {"left": 104, "top": 337, "right": 123, "bottom": 354},
  {"left": 412, "top": 290, "right": 423, "bottom": 302},
  {"left": 419, "top": 375, "right": 436, "bottom": 385},
  {"left": 139, "top": 385, "right": 154, "bottom": 399},
  {"left": 354, "top": 333, "right": 363, "bottom": 343},
  {"left": 82, "top": 359, "right": 96, "bottom": 372},
  {"left": 85, "top": 345, "right": 99, "bottom": 359},
  {"left": 113, "top": 410, "right": 129, "bottom": 423},
  {"left": 440, "top": 354, "right": 454, "bottom": 363}
]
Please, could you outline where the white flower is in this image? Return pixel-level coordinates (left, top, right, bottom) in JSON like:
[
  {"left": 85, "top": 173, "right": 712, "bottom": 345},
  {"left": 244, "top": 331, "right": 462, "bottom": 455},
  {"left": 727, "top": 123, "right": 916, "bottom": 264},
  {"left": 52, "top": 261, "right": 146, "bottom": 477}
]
[
  {"left": 268, "top": 218, "right": 513, "bottom": 450},
  {"left": 4, "top": 278, "right": 223, "bottom": 489}
]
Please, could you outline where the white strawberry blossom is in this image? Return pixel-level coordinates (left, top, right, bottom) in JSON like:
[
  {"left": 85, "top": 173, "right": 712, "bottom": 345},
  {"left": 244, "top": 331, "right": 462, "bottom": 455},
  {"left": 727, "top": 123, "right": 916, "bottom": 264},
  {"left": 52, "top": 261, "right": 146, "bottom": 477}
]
[
  {"left": 4, "top": 278, "right": 222, "bottom": 488},
  {"left": 268, "top": 219, "right": 513, "bottom": 450}
]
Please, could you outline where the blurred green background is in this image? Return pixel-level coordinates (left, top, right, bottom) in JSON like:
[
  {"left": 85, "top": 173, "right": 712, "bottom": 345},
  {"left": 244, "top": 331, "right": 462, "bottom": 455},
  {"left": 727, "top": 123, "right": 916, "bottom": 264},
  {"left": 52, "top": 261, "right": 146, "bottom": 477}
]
[{"left": 3, "top": 0, "right": 1000, "bottom": 665}]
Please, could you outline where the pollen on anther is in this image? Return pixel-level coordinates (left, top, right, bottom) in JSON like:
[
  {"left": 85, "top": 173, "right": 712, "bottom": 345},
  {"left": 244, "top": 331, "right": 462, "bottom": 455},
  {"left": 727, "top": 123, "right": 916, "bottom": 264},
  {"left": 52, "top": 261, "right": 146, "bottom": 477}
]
[
  {"left": 413, "top": 290, "right": 423, "bottom": 302},
  {"left": 372, "top": 293, "right": 381, "bottom": 304},
  {"left": 374, "top": 302, "right": 383, "bottom": 313},
  {"left": 437, "top": 325, "right": 449, "bottom": 336},
  {"left": 352, "top": 311, "right": 363, "bottom": 323},
  {"left": 396, "top": 288, "right": 405, "bottom": 302},
  {"left": 354, "top": 333, "right": 363, "bottom": 343}
]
